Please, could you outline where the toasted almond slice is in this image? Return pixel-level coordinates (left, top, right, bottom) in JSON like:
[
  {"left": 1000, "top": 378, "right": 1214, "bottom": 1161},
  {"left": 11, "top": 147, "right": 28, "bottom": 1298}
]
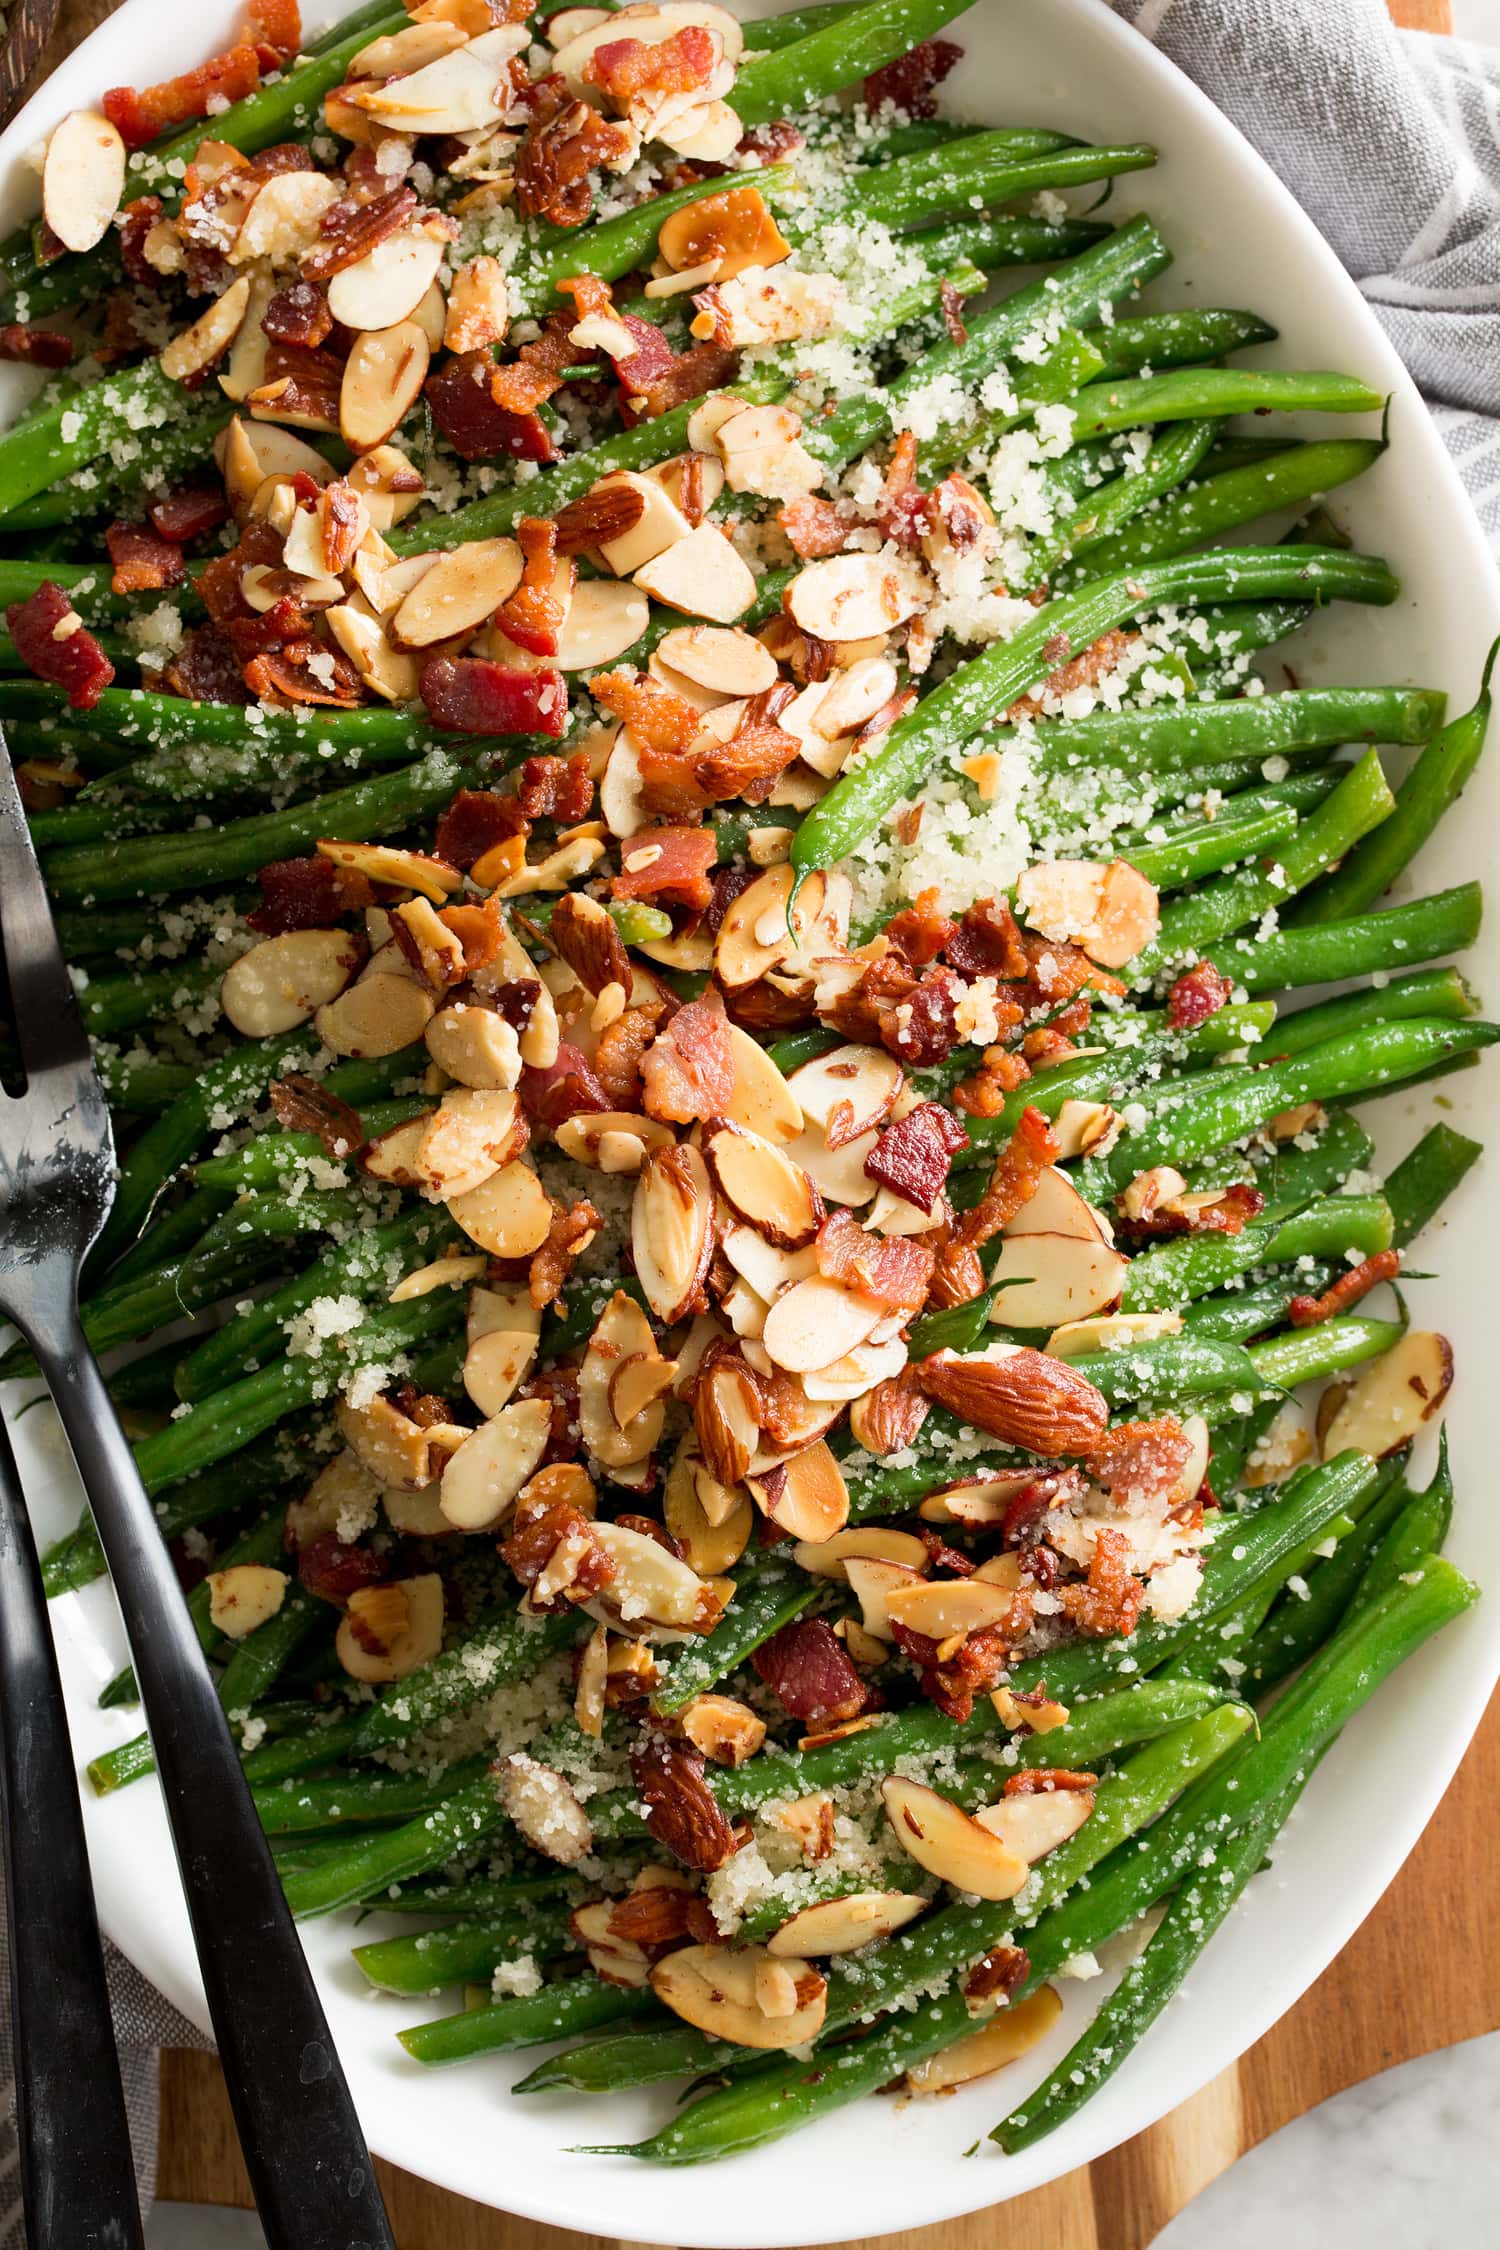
[
  {"left": 633, "top": 521, "right": 756, "bottom": 622},
  {"left": 234, "top": 170, "right": 342, "bottom": 263},
  {"left": 917, "top": 1471, "right": 1039, "bottom": 1527},
  {"left": 328, "top": 225, "right": 447, "bottom": 334},
  {"left": 648, "top": 449, "right": 727, "bottom": 519},
  {"left": 718, "top": 1021, "right": 801, "bottom": 1144},
  {"left": 439, "top": 1395, "right": 552, "bottom": 1530},
  {"left": 991, "top": 1687, "right": 1071, "bottom": 1734},
  {"left": 800, "top": 1336, "right": 908, "bottom": 1403},
  {"left": 988, "top": 1231, "right": 1129, "bottom": 1332},
  {"left": 340, "top": 319, "right": 431, "bottom": 452},
  {"left": 694, "top": 1349, "right": 761, "bottom": 1486},
  {"left": 314, "top": 972, "right": 434, "bottom": 1057},
  {"left": 787, "top": 1043, "right": 903, "bottom": 1140},
  {"left": 351, "top": 18, "right": 468, "bottom": 75},
  {"left": 42, "top": 109, "right": 126, "bottom": 253},
  {"left": 593, "top": 470, "right": 692, "bottom": 576},
  {"left": 206, "top": 1564, "right": 287, "bottom": 1640},
  {"left": 448, "top": 1158, "right": 553, "bottom": 1258},
  {"left": 885, "top": 1578, "right": 1026, "bottom": 1643},
  {"left": 681, "top": 1692, "right": 765, "bottom": 1767},
  {"left": 746, "top": 1438, "right": 848, "bottom": 1543},
  {"left": 844, "top": 1556, "right": 926, "bottom": 1642},
  {"left": 217, "top": 417, "right": 333, "bottom": 513},
  {"left": 1016, "top": 857, "right": 1159, "bottom": 971},
  {"left": 656, "top": 624, "right": 777, "bottom": 699},
  {"left": 498, "top": 1751, "right": 595, "bottom": 1863},
  {"left": 767, "top": 1889, "right": 925, "bottom": 1959},
  {"left": 714, "top": 861, "right": 794, "bottom": 990},
  {"left": 1118, "top": 1165, "right": 1187, "bottom": 1224},
  {"left": 220, "top": 928, "right": 362, "bottom": 1037},
  {"left": 353, "top": 24, "right": 527, "bottom": 131},
  {"left": 719, "top": 1223, "right": 817, "bottom": 1304},
  {"left": 882, "top": 1777, "right": 1029, "bottom": 1901},
  {"left": 573, "top": 1620, "right": 610, "bottom": 1741},
  {"left": 975, "top": 1789, "right": 1095, "bottom": 1866},
  {"left": 425, "top": 1001, "right": 521, "bottom": 1090},
  {"left": 347, "top": 440, "right": 426, "bottom": 528},
  {"left": 703, "top": 1120, "right": 823, "bottom": 1251},
  {"left": 716, "top": 402, "right": 823, "bottom": 501},
  {"left": 1051, "top": 1098, "right": 1119, "bottom": 1161},
  {"left": 556, "top": 1110, "right": 674, "bottom": 1172},
  {"left": 546, "top": 5, "right": 613, "bottom": 45},
  {"left": 583, "top": 1519, "right": 713, "bottom": 1636},
  {"left": 378, "top": 1482, "right": 454, "bottom": 1538},
  {"left": 359, "top": 1116, "right": 431, "bottom": 1187},
  {"left": 468, "top": 1280, "right": 542, "bottom": 1347},
  {"left": 556, "top": 578, "right": 650, "bottom": 669},
  {"left": 389, "top": 535, "right": 524, "bottom": 647},
  {"left": 161, "top": 275, "right": 252, "bottom": 385},
  {"left": 1003, "top": 1164, "right": 1114, "bottom": 1248},
  {"left": 782, "top": 1121, "right": 878, "bottom": 1209},
  {"left": 1046, "top": 1310, "right": 1183, "bottom": 1360},
  {"left": 335, "top": 1572, "right": 445, "bottom": 1684},
  {"left": 389, "top": 1251, "right": 487, "bottom": 1303},
  {"left": 320, "top": 838, "right": 461, "bottom": 902},
  {"left": 579, "top": 1290, "right": 668, "bottom": 1470},
  {"left": 413, "top": 1087, "right": 524, "bottom": 1198},
  {"left": 761, "top": 1275, "right": 882, "bottom": 1375},
  {"left": 463, "top": 1327, "right": 540, "bottom": 1418},
  {"left": 786, "top": 552, "right": 925, "bottom": 643},
  {"left": 650, "top": 1944, "right": 826, "bottom": 2052},
  {"left": 631, "top": 1142, "right": 714, "bottom": 1324},
  {"left": 792, "top": 1526, "right": 928, "bottom": 1579},
  {"left": 664, "top": 1437, "right": 752, "bottom": 1575},
  {"left": 1319, "top": 1330, "right": 1453, "bottom": 1460},
  {"left": 905, "top": 1984, "right": 1063, "bottom": 2095}
]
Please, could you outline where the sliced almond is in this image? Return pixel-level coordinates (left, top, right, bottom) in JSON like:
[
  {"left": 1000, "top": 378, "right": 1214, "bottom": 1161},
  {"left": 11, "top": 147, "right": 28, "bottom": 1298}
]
[
  {"left": 390, "top": 535, "right": 524, "bottom": 646},
  {"left": 650, "top": 1943, "right": 825, "bottom": 2052},
  {"left": 424, "top": 1001, "right": 521, "bottom": 1090},
  {"left": 498, "top": 1751, "right": 595, "bottom": 1863},
  {"left": 351, "top": 19, "right": 468, "bottom": 76},
  {"left": 767, "top": 1889, "right": 925, "bottom": 1959},
  {"left": 340, "top": 319, "right": 431, "bottom": 452},
  {"left": 801, "top": 1336, "right": 907, "bottom": 1403},
  {"left": 556, "top": 578, "right": 650, "bottom": 669},
  {"left": 975, "top": 1789, "right": 1095, "bottom": 1864},
  {"left": 655, "top": 624, "right": 777, "bottom": 699},
  {"left": 988, "top": 1231, "right": 1129, "bottom": 1332},
  {"left": 580, "top": 1290, "right": 671, "bottom": 1470},
  {"left": 234, "top": 170, "right": 341, "bottom": 263},
  {"left": 883, "top": 1578, "right": 1025, "bottom": 1645},
  {"left": 556, "top": 1110, "right": 675, "bottom": 1173},
  {"left": 714, "top": 861, "right": 794, "bottom": 990},
  {"left": 389, "top": 1251, "right": 487, "bottom": 1303},
  {"left": 351, "top": 24, "right": 528, "bottom": 132},
  {"left": 664, "top": 1437, "right": 752, "bottom": 1575},
  {"left": 1047, "top": 1310, "right": 1183, "bottom": 1360},
  {"left": 786, "top": 552, "right": 924, "bottom": 643},
  {"left": 1051, "top": 1099, "right": 1120, "bottom": 1162},
  {"left": 336, "top": 1392, "right": 448, "bottom": 1490},
  {"left": 206, "top": 1564, "right": 287, "bottom": 1641},
  {"left": 1320, "top": 1331, "right": 1453, "bottom": 1459},
  {"left": 788, "top": 1043, "right": 903, "bottom": 1140},
  {"left": 761, "top": 1275, "right": 882, "bottom": 1375},
  {"left": 335, "top": 1572, "right": 445, "bottom": 1684},
  {"left": 1015, "top": 857, "right": 1159, "bottom": 971},
  {"left": 448, "top": 1158, "right": 553, "bottom": 1258},
  {"left": 595, "top": 470, "right": 692, "bottom": 576},
  {"left": 328, "top": 225, "right": 446, "bottom": 333},
  {"left": 359, "top": 1115, "right": 432, "bottom": 1187},
  {"left": 314, "top": 972, "right": 434, "bottom": 1057},
  {"left": 220, "top": 928, "right": 361, "bottom": 1037},
  {"left": 905, "top": 1984, "right": 1062, "bottom": 2095},
  {"left": 681, "top": 1692, "right": 765, "bottom": 1767},
  {"left": 42, "top": 109, "right": 125, "bottom": 253},
  {"left": 792, "top": 1526, "right": 928, "bottom": 1579},
  {"left": 633, "top": 521, "right": 756, "bottom": 622},
  {"left": 439, "top": 1395, "right": 552, "bottom": 1531},
  {"left": 631, "top": 1142, "right": 714, "bottom": 1324},
  {"left": 347, "top": 441, "right": 426, "bottom": 529},
  {"left": 319, "top": 837, "right": 462, "bottom": 904},
  {"left": 720, "top": 1022, "right": 802, "bottom": 1144},
  {"left": 463, "top": 1326, "right": 540, "bottom": 1418},
  {"left": 918, "top": 1471, "right": 1039, "bottom": 1527},
  {"left": 745, "top": 1439, "right": 848, "bottom": 1543},
  {"left": 583, "top": 1520, "right": 713, "bottom": 1637},
  {"left": 413, "top": 1087, "right": 524, "bottom": 1198},
  {"left": 161, "top": 275, "right": 252, "bottom": 385},
  {"left": 716, "top": 402, "right": 823, "bottom": 501},
  {"left": 217, "top": 416, "right": 332, "bottom": 513},
  {"left": 1003, "top": 1164, "right": 1114, "bottom": 1248},
  {"left": 882, "top": 1777, "right": 1029, "bottom": 1902},
  {"left": 844, "top": 1556, "right": 927, "bottom": 1643},
  {"left": 703, "top": 1120, "right": 823, "bottom": 1251}
]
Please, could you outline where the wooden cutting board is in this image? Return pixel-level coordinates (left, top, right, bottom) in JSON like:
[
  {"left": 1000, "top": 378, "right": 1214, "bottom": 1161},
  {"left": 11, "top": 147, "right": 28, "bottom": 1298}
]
[{"left": 17, "top": 0, "right": 1494, "bottom": 2240}]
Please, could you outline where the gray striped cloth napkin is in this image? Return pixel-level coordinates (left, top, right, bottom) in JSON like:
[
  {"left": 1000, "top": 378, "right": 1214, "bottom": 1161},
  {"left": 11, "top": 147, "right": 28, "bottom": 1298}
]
[{"left": 4, "top": 1, "right": 1499, "bottom": 2242}]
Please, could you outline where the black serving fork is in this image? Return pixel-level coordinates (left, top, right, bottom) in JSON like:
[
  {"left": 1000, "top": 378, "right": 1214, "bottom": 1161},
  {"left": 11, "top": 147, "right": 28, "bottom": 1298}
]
[{"left": 0, "top": 727, "right": 397, "bottom": 2250}]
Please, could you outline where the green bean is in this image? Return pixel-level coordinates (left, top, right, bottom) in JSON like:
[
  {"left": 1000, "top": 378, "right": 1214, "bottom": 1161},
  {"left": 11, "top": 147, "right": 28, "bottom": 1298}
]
[
  {"left": 256, "top": 1755, "right": 491, "bottom": 1838},
  {"left": 1252, "top": 1110, "right": 1375, "bottom": 1220},
  {"left": 75, "top": 953, "right": 223, "bottom": 1040},
  {"left": 191, "top": 1102, "right": 428, "bottom": 1192},
  {"left": 1047, "top": 1334, "right": 1267, "bottom": 1409},
  {"left": 1247, "top": 1314, "right": 1404, "bottom": 1391},
  {"left": 353, "top": 1906, "right": 575, "bottom": 1995},
  {"left": 239, "top": 1714, "right": 367, "bottom": 1788},
  {"left": 92, "top": 1504, "right": 288, "bottom": 1732},
  {"left": 1383, "top": 1122, "right": 1483, "bottom": 1247},
  {"left": 351, "top": 1604, "right": 589, "bottom": 1756},
  {"left": 838, "top": 137, "right": 1159, "bottom": 234},
  {"left": 101, "top": 1183, "right": 232, "bottom": 1288},
  {"left": 1238, "top": 1461, "right": 1418, "bottom": 1692},
  {"left": 1091, "top": 309, "right": 1277, "bottom": 378},
  {"left": 398, "top": 1978, "right": 655, "bottom": 2067},
  {"left": 1268, "top": 965, "right": 1477, "bottom": 1059},
  {"left": 1351, "top": 1444, "right": 1455, "bottom": 1613},
  {"left": 1290, "top": 636, "right": 1494, "bottom": 925},
  {"left": 282, "top": 1773, "right": 509, "bottom": 1920},
  {"left": 1125, "top": 803, "right": 1298, "bottom": 890},
  {"left": 0, "top": 360, "right": 218, "bottom": 521},
  {"left": 96, "top": 1051, "right": 196, "bottom": 1111},
  {"left": 1121, "top": 1196, "right": 1393, "bottom": 1314},
  {"left": 1206, "top": 882, "right": 1483, "bottom": 994},
  {"left": 44, "top": 1433, "right": 301, "bottom": 1599},
  {"left": 733, "top": 0, "right": 975, "bottom": 126},
  {"left": 793, "top": 548, "right": 1399, "bottom": 877},
  {"left": 1012, "top": 419, "right": 1220, "bottom": 592},
  {"left": 650, "top": 1562, "right": 817, "bottom": 1714}
]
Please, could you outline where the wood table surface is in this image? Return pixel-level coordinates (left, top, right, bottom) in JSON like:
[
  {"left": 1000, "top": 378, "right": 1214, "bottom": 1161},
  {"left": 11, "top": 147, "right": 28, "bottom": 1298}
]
[{"left": 17, "top": 0, "right": 1495, "bottom": 2241}]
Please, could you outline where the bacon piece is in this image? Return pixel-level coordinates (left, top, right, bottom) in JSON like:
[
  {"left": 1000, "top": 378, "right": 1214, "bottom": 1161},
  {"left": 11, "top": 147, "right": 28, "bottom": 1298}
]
[
  {"left": 1089, "top": 1418, "right": 1194, "bottom": 1510},
  {"left": 302, "top": 186, "right": 418, "bottom": 283},
  {"left": 426, "top": 350, "right": 559, "bottom": 464},
  {"left": 640, "top": 989, "right": 733, "bottom": 1123},
  {"left": 814, "top": 1208, "right": 934, "bottom": 1316},
  {"left": 607, "top": 311, "right": 678, "bottom": 413},
  {"left": 528, "top": 1198, "right": 602, "bottom": 1311},
  {"left": 584, "top": 25, "right": 717, "bottom": 102},
  {"left": 1002, "top": 1768, "right": 1097, "bottom": 1797},
  {"left": 247, "top": 0, "right": 301, "bottom": 65},
  {"left": 874, "top": 430, "right": 935, "bottom": 549},
  {"left": 516, "top": 752, "right": 593, "bottom": 823},
  {"left": 5, "top": 581, "right": 114, "bottom": 711},
  {"left": 775, "top": 497, "right": 853, "bottom": 563},
  {"left": 106, "top": 521, "right": 186, "bottom": 596},
  {"left": 495, "top": 516, "right": 572, "bottom": 659},
  {"left": 624, "top": 340, "right": 738, "bottom": 422},
  {"left": 751, "top": 1618, "right": 868, "bottom": 1726},
  {"left": 945, "top": 895, "right": 1029, "bottom": 978},
  {"left": 297, "top": 1531, "right": 388, "bottom": 1606},
  {"left": 227, "top": 594, "right": 318, "bottom": 666},
  {"left": 244, "top": 640, "right": 364, "bottom": 707},
  {"left": 147, "top": 478, "right": 229, "bottom": 544},
  {"left": 593, "top": 1005, "right": 661, "bottom": 1111},
  {"left": 884, "top": 886, "right": 957, "bottom": 967},
  {"left": 1058, "top": 1526, "right": 1145, "bottom": 1639},
  {"left": 515, "top": 96, "right": 638, "bottom": 228},
  {"left": 879, "top": 963, "right": 962, "bottom": 1068},
  {"left": 918, "top": 1524, "right": 973, "bottom": 1578},
  {"left": 956, "top": 1104, "right": 1060, "bottom": 1254},
  {"left": 612, "top": 824, "right": 718, "bottom": 913},
  {"left": 1167, "top": 957, "right": 1232, "bottom": 1031},
  {"left": 588, "top": 668, "right": 700, "bottom": 754},
  {"left": 953, "top": 1048, "right": 1030, "bottom": 1118},
  {"left": 488, "top": 360, "right": 566, "bottom": 415},
  {"left": 940, "top": 279, "right": 968, "bottom": 346},
  {"left": 117, "top": 195, "right": 166, "bottom": 285},
  {"left": 268, "top": 1071, "right": 365, "bottom": 1157},
  {"left": 251, "top": 340, "right": 342, "bottom": 429},
  {"left": 864, "top": 36, "right": 963, "bottom": 119},
  {"left": 262, "top": 276, "right": 333, "bottom": 349},
  {"left": 420, "top": 656, "right": 568, "bottom": 738},
  {"left": 897, "top": 1616, "right": 1026, "bottom": 1724},
  {"left": 502, "top": 1498, "right": 614, "bottom": 1603},
  {"left": 1019, "top": 927, "right": 1126, "bottom": 1006},
  {"left": 693, "top": 685, "right": 801, "bottom": 805},
  {"left": 1288, "top": 1249, "right": 1401, "bottom": 1328},
  {"left": 164, "top": 624, "right": 249, "bottom": 705},
  {"left": 964, "top": 1945, "right": 1030, "bottom": 2010},
  {"left": 433, "top": 789, "right": 527, "bottom": 870},
  {"left": 0, "top": 323, "right": 73, "bottom": 368},
  {"left": 520, "top": 1041, "right": 611, "bottom": 1130},
  {"left": 1117, "top": 1181, "right": 1265, "bottom": 1242},
  {"left": 1007, "top": 627, "right": 1139, "bottom": 722},
  {"left": 863, "top": 1102, "right": 969, "bottom": 1214},
  {"left": 103, "top": 46, "right": 262, "bottom": 149}
]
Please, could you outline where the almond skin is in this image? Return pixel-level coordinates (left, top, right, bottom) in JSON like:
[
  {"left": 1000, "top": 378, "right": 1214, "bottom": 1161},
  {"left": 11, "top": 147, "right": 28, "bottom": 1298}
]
[{"left": 917, "top": 1346, "right": 1108, "bottom": 1458}]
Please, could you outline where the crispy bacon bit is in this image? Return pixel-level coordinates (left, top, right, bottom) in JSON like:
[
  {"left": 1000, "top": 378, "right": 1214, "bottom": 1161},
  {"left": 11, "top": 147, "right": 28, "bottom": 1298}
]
[
  {"left": 957, "top": 1105, "right": 1060, "bottom": 1254},
  {"left": 630, "top": 1733, "right": 739, "bottom": 1872},
  {"left": 516, "top": 752, "right": 593, "bottom": 824},
  {"left": 705, "top": 863, "right": 754, "bottom": 934},
  {"left": 815, "top": 1208, "right": 934, "bottom": 1315},
  {"left": 918, "top": 1524, "right": 973, "bottom": 1578},
  {"left": 1167, "top": 959, "right": 1232, "bottom": 1032},
  {"left": 864, "top": 35, "right": 963, "bottom": 120},
  {"left": 497, "top": 517, "right": 571, "bottom": 659},
  {"left": 106, "top": 520, "right": 186, "bottom": 596},
  {"left": 1118, "top": 1180, "right": 1265, "bottom": 1242},
  {"left": 515, "top": 96, "right": 637, "bottom": 229},
  {"left": 940, "top": 279, "right": 969, "bottom": 347},
  {"left": 641, "top": 989, "right": 733, "bottom": 1123},
  {"left": 898, "top": 1617, "right": 1024, "bottom": 1724},
  {"left": 1003, "top": 1768, "right": 1097, "bottom": 1797},
  {"left": 778, "top": 494, "right": 852, "bottom": 559},
  {"left": 864, "top": 1102, "right": 969, "bottom": 1214},
  {"left": 945, "top": 895, "right": 1029, "bottom": 979},
  {"left": 964, "top": 1944, "right": 1030, "bottom": 2010},
  {"left": 752, "top": 1618, "right": 868, "bottom": 1726},
  {"left": 612, "top": 824, "right": 718, "bottom": 914},
  {"left": 297, "top": 1531, "right": 388, "bottom": 1606},
  {"left": 148, "top": 478, "right": 229, "bottom": 545},
  {"left": 5, "top": 581, "right": 114, "bottom": 711},
  {"left": 420, "top": 656, "right": 568, "bottom": 738},
  {"left": 433, "top": 789, "right": 527, "bottom": 871},
  {"left": 589, "top": 668, "right": 700, "bottom": 755},
  {"left": 875, "top": 430, "right": 935, "bottom": 548},
  {"left": 884, "top": 888, "right": 957, "bottom": 968},
  {"left": 0, "top": 323, "right": 73, "bottom": 368},
  {"left": 302, "top": 186, "right": 418, "bottom": 283},
  {"left": 880, "top": 963, "right": 962, "bottom": 1069},
  {"left": 605, "top": 310, "right": 676, "bottom": 407},
  {"left": 117, "top": 195, "right": 165, "bottom": 285},
  {"left": 1007, "top": 628, "right": 1139, "bottom": 723},
  {"left": 164, "top": 624, "right": 249, "bottom": 705},
  {"left": 588, "top": 1005, "right": 656, "bottom": 1110},
  {"left": 953, "top": 1048, "right": 1030, "bottom": 1118},
  {"left": 585, "top": 25, "right": 717, "bottom": 103},
  {"left": 104, "top": 46, "right": 262, "bottom": 149},
  {"left": 244, "top": 639, "right": 363, "bottom": 707},
  {"left": 1058, "top": 1526, "right": 1145, "bottom": 1639},
  {"left": 247, "top": 853, "right": 373, "bottom": 935},
  {"left": 251, "top": 340, "right": 342, "bottom": 429},
  {"left": 489, "top": 360, "right": 566, "bottom": 415},
  {"left": 1090, "top": 1419, "right": 1193, "bottom": 1510},
  {"left": 263, "top": 277, "right": 332, "bottom": 350},
  {"left": 737, "top": 118, "right": 804, "bottom": 162},
  {"left": 427, "top": 351, "right": 559, "bottom": 464},
  {"left": 268, "top": 1072, "right": 365, "bottom": 1158},
  {"left": 1288, "top": 1249, "right": 1402, "bottom": 1328},
  {"left": 502, "top": 1498, "right": 614, "bottom": 1604},
  {"left": 694, "top": 685, "right": 801, "bottom": 806},
  {"left": 521, "top": 1040, "right": 611, "bottom": 1131},
  {"left": 247, "top": 0, "right": 301, "bottom": 66},
  {"left": 624, "top": 339, "right": 738, "bottom": 422},
  {"left": 551, "top": 483, "right": 647, "bottom": 557},
  {"left": 528, "top": 1197, "right": 601, "bottom": 1310}
]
